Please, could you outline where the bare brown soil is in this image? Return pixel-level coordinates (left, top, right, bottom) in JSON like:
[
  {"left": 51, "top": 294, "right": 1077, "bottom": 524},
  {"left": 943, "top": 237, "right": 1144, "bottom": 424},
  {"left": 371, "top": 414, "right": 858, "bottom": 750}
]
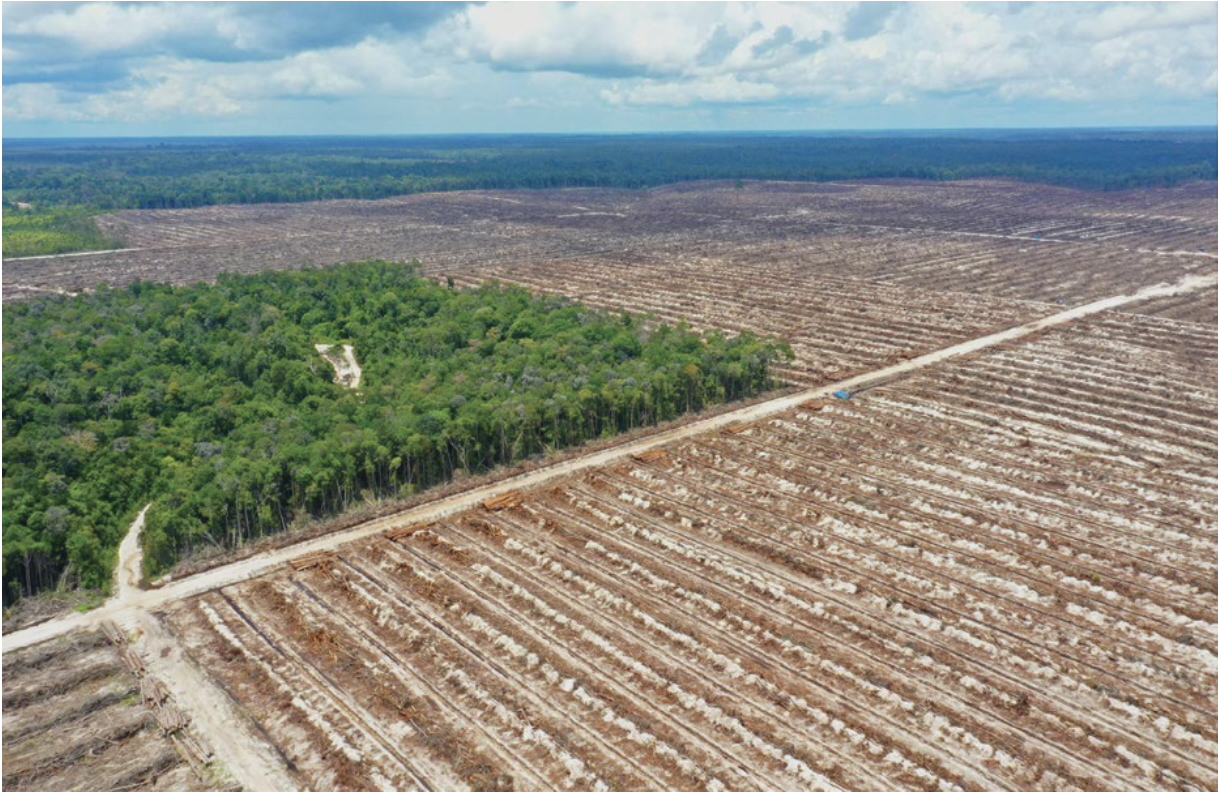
[
  {"left": 159, "top": 312, "right": 1218, "bottom": 791},
  {"left": 1, "top": 630, "right": 212, "bottom": 792},
  {"left": 5, "top": 181, "right": 1214, "bottom": 311}
]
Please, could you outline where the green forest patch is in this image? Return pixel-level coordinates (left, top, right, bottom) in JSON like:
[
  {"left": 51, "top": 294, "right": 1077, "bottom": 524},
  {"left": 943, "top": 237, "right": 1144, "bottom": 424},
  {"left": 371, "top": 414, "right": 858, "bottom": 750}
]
[
  {"left": 2, "top": 206, "right": 119, "bottom": 258},
  {"left": 2, "top": 261, "right": 791, "bottom": 603}
]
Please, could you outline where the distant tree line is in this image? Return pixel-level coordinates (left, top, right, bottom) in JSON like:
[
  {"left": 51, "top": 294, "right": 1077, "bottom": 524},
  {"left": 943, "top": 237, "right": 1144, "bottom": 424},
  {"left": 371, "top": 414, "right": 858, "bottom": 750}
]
[
  {"left": 2, "top": 261, "right": 792, "bottom": 603},
  {"left": 4, "top": 132, "right": 1214, "bottom": 212}
]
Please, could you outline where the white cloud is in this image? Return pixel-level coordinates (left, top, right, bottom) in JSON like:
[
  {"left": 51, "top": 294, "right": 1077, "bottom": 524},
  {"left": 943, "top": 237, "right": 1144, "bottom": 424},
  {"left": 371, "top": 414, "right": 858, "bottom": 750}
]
[
  {"left": 3, "top": 83, "right": 88, "bottom": 121},
  {"left": 270, "top": 38, "right": 449, "bottom": 98},
  {"left": 440, "top": 2, "right": 725, "bottom": 76},
  {"left": 439, "top": 1, "right": 1218, "bottom": 110},
  {"left": 603, "top": 75, "right": 779, "bottom": 106},
  {"left": 3, "top": 2, "right": 1214, "bottom": 128},
  {"left": 9, "top": 2, "right": 238, "bottom": 55}
]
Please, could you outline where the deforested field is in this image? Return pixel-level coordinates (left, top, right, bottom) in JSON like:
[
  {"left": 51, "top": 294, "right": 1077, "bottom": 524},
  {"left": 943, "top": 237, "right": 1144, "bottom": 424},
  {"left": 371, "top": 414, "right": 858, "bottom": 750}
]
[
  {"left": 1, "top": 629, "right": 211, "bottom": 792},
  {"left": 4, "top": 179, "right": 1216, "bottom": 791},
  {"left": 5, "top": 181, "right": 1216, "bottom": 310},
  {"left": 159, "top": 309, "right": 1218, "bottom": 791}
]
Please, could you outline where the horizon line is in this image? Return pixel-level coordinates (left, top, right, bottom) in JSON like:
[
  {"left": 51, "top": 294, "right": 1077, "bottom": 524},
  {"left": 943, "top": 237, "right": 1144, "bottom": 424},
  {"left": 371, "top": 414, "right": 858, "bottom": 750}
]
[{"left": 5, "top": 125, "right": 1217, "bottom": 142}]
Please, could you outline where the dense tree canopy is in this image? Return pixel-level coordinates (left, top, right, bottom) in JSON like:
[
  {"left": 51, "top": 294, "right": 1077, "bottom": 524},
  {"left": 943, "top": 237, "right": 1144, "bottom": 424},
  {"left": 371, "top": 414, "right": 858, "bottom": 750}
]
[
  {"left": 2, "top": 261, "right": 791, "bottom": 603},
  {"left": 5, "top": 131, "right": 1214, "bottom": 211}
]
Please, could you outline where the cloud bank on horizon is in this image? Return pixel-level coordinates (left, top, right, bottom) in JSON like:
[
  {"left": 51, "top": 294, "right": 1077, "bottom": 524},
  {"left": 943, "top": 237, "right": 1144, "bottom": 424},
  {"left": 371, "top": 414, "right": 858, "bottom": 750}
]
[{"left": 3, "top": 1, "right": 1216, "bottom": 135}]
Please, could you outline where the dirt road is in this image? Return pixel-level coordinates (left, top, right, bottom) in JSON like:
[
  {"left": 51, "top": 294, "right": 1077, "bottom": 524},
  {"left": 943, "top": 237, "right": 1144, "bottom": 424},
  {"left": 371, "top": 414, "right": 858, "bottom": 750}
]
[
  {"left": 114, "top": 504, "right": 150, "bottom": 603},
  {"left": 122, "top": 610, "right": 298, "bottom": 791}
]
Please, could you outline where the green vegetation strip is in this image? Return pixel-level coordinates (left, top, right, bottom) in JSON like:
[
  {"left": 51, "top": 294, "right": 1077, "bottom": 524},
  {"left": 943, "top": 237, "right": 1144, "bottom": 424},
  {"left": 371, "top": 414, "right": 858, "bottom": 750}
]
[
  {"left": 2, "top": 206, "right": 118, "bottom": 258},
  {"left": 2, "top": 261, "right": 791, "bottom": 603}
]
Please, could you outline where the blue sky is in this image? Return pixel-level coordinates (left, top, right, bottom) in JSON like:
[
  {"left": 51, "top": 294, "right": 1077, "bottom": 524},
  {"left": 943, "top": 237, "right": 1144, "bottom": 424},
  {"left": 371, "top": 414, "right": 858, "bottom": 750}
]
[{"left": 3, "top": 1, "right": 1216, "bottom": 137}]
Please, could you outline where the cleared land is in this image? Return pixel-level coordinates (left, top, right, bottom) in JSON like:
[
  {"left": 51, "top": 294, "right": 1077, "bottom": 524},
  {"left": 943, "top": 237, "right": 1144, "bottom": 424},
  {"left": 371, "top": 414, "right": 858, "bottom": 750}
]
[
  {"left": 3, "top": 181, "right": 1216, "bottom": 791},
  {"left": 1, "top": 628, "right": 217, "bottom": 792},
  {"left": 154, "top": 309, "right": 1218, "bottom": 791},
  {"left": 8, "top": 180, "right": 1216, "bottom": 388},
  {"left": 5, "top": 181, "right": 1215, "bottom": 310}
]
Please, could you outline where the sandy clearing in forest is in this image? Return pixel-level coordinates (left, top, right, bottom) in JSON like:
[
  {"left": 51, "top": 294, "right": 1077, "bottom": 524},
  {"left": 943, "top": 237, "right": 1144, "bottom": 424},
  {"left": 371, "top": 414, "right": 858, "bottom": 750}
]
[
  {"left": 5, "top": 267, "right": 1213, "bottom": 655},
  {"left": 315, "top": 343, "right": 362, "bottom": 390}
]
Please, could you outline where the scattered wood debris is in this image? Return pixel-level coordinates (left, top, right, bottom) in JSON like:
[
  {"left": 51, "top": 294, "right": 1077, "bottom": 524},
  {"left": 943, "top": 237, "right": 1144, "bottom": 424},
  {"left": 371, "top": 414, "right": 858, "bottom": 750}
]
[
  {"left": 155, "top": 702, "right": 190, "bottom": 735},
  {"left": 141, "top": 676, "right": 171, "bottom": 708},
  {"left": 384, "top": 522, "right": 434, "bottom": 541},
  {"left": 120, "top": 646, "right": 147, "bottom": 677},
  {"left": 482, "top": 491, "right": 524, "bottom": 511},
  {"left": 288, "top": 551, "right": 336, "bottom": 571}
]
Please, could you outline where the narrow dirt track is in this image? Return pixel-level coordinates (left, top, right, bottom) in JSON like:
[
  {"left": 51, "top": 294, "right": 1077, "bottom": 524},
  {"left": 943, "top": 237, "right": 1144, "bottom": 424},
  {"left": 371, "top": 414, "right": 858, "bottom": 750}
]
[
  {"left": 4, "top": 268, "right": 1212, "bottom": 656},
  {"left": 114, "top": 504, "right": 150, "bottom": 604}
]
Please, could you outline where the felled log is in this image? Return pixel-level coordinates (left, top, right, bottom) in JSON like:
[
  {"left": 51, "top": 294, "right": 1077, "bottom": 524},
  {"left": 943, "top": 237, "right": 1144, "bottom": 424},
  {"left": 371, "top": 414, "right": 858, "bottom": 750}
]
[
  {"left": 482, "top": 491, "right": 524, "bottom": 511},
  {"left": 288, "top": 551, "right": 336, "bottom": 571},
  {"left": 384, "top": 522, "right": 433, "bottom": 541}
]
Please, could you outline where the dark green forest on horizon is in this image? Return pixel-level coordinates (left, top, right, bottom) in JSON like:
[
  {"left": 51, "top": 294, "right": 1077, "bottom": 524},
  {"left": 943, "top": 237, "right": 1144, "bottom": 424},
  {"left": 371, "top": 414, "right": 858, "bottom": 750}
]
[
  {"left": 4, "top": 130, "right": 1213, "bottom": 257},
  {"left": 5, "top": 130, "right": 1215, "bottom": 209},
  {"left": 2, "top": 261, "right": 791, "bottom": 604}
]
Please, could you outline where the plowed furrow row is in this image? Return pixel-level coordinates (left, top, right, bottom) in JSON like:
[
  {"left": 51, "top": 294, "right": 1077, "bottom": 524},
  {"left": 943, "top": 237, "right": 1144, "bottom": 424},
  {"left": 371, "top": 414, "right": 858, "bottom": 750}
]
[
  {"left": 452, "top": 510, "right": 966, "bottom": 790},
  {"left": 919, "top": 372, "right": 1218, "bottom": 459},
  {"left": 191, "top": 593, "right": 428, "bottom": 790},
  {"left": 332, "top": 547, "right": 692, "bottom": 790},
  {"left": 762, "top": 414, "right": 1218, "bottom": 574},
  {"left": 720, "top": 424, "right": 1218, "bottom": 634},
  {"left": 490, "top": 501, "right": 1065, "bottom": 790},
  {"left": 554, "top": 479, "right": 1208, "bottom": 789},
  {"left": 586, "top": 464, "right": 1218, "bottom": 781},
  {"left": 368, "top": 538, "right": 806, "bottom": 790},
  {"left": 285, "top": 575, "right": 561, "bottom": 791},
  {"left": 811, "top": 396, "right": 1218, "bottom": 536}
]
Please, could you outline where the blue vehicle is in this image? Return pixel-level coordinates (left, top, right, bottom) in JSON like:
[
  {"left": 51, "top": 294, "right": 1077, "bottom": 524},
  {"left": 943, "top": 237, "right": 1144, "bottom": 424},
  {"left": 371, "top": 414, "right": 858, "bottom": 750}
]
[{"left": 833, "top": 390, "right": 851, "bottom": 400}]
